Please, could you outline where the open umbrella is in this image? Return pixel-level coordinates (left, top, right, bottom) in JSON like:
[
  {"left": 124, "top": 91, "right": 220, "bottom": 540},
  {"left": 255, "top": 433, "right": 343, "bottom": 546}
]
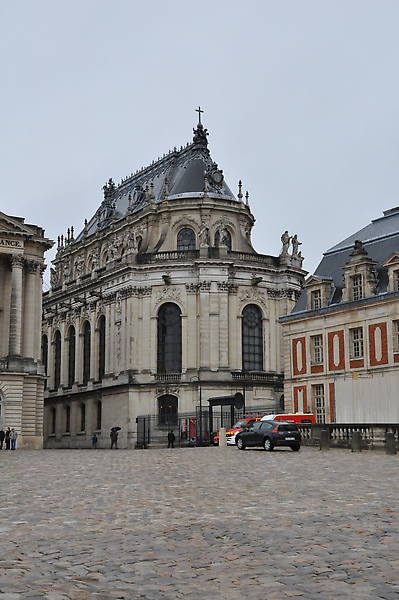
[{"left": 111, "top": 426, "right": 121, "bottom": 431}]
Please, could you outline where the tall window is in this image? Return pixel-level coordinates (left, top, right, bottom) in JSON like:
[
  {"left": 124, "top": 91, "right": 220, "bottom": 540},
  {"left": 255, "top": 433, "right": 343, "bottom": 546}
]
[
  {"left": 96, "top": 400, "right": 102, "bottom": 430},
  {"left": 54, "top": 331, "right": 61, "bottom": 389},
  {"left": 242, "top": 304, "right": 263, "bottom": 371},
  {"left": 311, "top": 335, "right": 323, "bottom": 364},
  {"left": 65, "top": 405, "right": 71, "bottom": 433},
  {"left": 158, "top": 394, "right": 178, "bottom": 426},
  {"left": 68, "top": 326, "right": 76, "bottom": 387},
  {"left": 214, "top": 229, "right": 232, "bottom": 251},
  {"left": 98, "top": 315, "right": 106, "bottom": 381},
  {"left": 393, "top": 321, "right": 399, "bottom": 352},
  {"left": 42, "top": 335, "right": 48, "bottom": 388},
  {"left": 395, "top": 271, "right": 399, "bottom": 292},
  {"left": 351, "top": 327, "right": 364, "bottom": 358},
  {"left": 352, "top": 275, "right": 363, "bottom": 301},
  {"left": 157, "top": 303, "right": 182, "bottom": 373},
  {"left": 177, "top": 228, "right": 196, "bottom": 251},
  {"left": 83, "top": 321, "right": 91, "bottom": 385},
  {"left": 311, "top": 290, "right": 322, "bottom": 310},
  {"left": 313, "top": 384, "right": 325, "bottom": 423},
  {"left": 80, "top": 403, "right": 86, "bottom": 432},
  {"left": 51, "top": 407, "right": 56, "bottom": 435}
]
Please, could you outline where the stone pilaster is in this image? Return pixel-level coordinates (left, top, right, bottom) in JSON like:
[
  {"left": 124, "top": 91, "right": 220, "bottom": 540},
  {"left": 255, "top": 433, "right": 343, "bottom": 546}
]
[
  {"left": 9, "top": 255, "right": 24, "bottom": 356},
  {"left": 22, "top": 260, "right": 38, "bottom": 358}
]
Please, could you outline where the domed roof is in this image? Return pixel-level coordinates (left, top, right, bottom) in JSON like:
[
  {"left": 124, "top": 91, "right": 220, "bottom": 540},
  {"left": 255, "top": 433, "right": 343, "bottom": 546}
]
[{"left": 77, "top": 118, "right": 236, "bottom": 241}]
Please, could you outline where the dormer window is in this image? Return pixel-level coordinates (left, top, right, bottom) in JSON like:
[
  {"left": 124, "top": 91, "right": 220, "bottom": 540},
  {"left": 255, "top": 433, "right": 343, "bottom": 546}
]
[
  {"left": 352, "top": 275, "right": 363, "bottom": 301},
  {"left": 341, "top": 241, "right": 377, "bottom": 302},
  {"left": 395, "top": 270, "right": 399, "bottom": 291},
  {"left": 311, "top": 290, "right": 322, "bottom": 310}
]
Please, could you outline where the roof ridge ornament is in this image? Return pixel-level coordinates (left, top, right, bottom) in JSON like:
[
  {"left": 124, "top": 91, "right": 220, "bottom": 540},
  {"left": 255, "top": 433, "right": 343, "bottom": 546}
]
[{"left": 193, "top": 106, "right": 209, "bottom": 149}]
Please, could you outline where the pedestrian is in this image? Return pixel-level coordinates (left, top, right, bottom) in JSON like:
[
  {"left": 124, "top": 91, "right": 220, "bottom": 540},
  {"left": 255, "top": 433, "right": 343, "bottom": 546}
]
[
  {"left": 167, "top": 430, "right": 176, "bottom": 448},
  {"left": 10, "top": 428, "right": 18, "bottom": 450},
  {"left": 110, "top": 428, "right": 118, "bottom": 449},
  {"left": 5, "top": 427, "right": 11, "bottom": 450},
  {"left": 0, "top": 428, "right": 5, "bottom": 450},
  {"left": 92, "top": 433, "right": 98, "bottom": 449}
]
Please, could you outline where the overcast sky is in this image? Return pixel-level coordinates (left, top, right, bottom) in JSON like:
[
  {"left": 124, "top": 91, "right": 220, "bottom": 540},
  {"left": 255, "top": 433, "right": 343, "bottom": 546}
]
[{"left": 2, "top": 0, "right": 399, "bottom": 288}]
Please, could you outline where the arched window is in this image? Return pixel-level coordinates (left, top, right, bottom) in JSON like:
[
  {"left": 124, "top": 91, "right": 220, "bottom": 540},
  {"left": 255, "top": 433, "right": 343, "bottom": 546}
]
[
  {"left": 98, "top": 315, "right": 106, "bottom": 381},
  {"left": 83, "top": 321, "right": 91, "bottom": 385},
  {"left": 68, "top": 325, "right": 76, "bottom": 387},
  {"left": 54, "top": 331, "right": 61, "bottom": 389},
  {"left": 65, "top": 405, "right": 71, "bottom": 433},
  {"left": 42, "top": 335, "right": 48, "bottom": 389},
  {"left": 242, "top": 304, "right": 263, "bottom": 371},
  {"left": 214, "top": 228, "right": 232, "bottom": 251},
  {"left": 50, "top": 407, "right": 56, "bottom": 435},
  {"left": 96, "top": 400, "right": 102, "bottom": 431},
  {"left": 80, "top": 403, "right": 86, "bottom": 432},
  {"left": 157, "top": 303, "right": 182, "bottom": 373},
  {"left": 177, "top": 227, "right": 196, "bottom": 251},
  {"left": 158, "top": 394, "right": 178, "bottom": 426}
]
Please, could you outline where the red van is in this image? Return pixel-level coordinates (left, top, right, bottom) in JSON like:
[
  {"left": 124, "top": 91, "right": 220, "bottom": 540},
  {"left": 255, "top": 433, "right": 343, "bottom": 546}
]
[{"left": 261, "top": 413, "right": 316, "bottom": 425}]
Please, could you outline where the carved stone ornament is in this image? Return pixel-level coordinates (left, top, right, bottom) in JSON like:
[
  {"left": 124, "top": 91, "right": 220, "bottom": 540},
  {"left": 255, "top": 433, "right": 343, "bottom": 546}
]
[
  {"left": 156, "top": 387, "right": 180, "bottom": 397},
  {"left": 155, "top": 287, "right": 182, "bottom": 304},
  {"left": 239, "top": 288, "right": 267, "bottom": 307}
]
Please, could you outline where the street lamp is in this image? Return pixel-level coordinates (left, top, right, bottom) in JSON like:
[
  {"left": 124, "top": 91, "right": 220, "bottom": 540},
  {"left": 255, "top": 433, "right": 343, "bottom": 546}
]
[{"left": 190, "top": 374, "right": 202, "bottom": 445}]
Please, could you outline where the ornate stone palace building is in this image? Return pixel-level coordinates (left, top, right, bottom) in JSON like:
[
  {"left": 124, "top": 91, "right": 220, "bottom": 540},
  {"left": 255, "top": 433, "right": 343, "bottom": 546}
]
[
  {"left": 42, "top": 117, "right": 306, "bottom": 448},
  {"left": 281, "top": 207, "right": 399, "bottom": 424},
  {"left": 0, "top": 212, "right": 53, "bottom": 448}
]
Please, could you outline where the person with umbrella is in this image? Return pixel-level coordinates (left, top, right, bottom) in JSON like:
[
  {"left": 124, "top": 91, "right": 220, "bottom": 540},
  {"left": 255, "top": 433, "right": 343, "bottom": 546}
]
[{"left": 110, "top": 427, "right": 120, "bottom": 449}]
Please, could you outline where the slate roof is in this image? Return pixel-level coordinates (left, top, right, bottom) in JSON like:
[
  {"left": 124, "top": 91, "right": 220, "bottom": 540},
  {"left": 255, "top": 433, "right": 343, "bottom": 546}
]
[
  {"left": 291, "top": 206, "right": 399, "bottom": 314},
  {"left": 76, "top": 122, "right": 236, "bottom": 242}
]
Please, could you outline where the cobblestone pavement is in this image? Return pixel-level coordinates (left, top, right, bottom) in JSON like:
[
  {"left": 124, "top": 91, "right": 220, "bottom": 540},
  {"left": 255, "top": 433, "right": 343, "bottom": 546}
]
[{"left": 0, "top": 446, "right": 398, "bottom": 600}]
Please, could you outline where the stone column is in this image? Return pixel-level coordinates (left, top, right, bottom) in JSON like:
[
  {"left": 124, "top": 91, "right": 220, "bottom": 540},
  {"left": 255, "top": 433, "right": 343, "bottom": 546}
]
[
  {"left": 22, "top": 260, "right": 38, "bottom": 358},
  {"left": 9, "top": 254, "right": 24, "bottom": 356}
]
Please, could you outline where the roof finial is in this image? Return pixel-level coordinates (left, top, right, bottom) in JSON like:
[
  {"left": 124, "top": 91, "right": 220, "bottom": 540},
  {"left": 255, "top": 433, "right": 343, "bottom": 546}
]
[
  {"left": 196, "top": 106, "right": 204, "bottom": 125},
  {"left": 238, "top": 180, "right": 243, "bottom": 202}
]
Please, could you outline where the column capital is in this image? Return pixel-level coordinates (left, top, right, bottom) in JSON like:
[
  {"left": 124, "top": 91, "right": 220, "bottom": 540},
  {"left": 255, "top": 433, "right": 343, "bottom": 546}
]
[
  {"left": 26, "top": 259, "right": 39, "bottom": 274},
  {"left": 10, "top": 254, "right": 24, "bottom": 268}
]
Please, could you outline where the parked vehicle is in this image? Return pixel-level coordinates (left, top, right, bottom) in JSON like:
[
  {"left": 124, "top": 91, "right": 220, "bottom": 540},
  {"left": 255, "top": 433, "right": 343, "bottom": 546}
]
[
  {"left": 225, "top": 417, "right": 262, "bottom": 445},
  {"left": 260, "top": 412, "right": 316, "bottom": 425},
  {"left": 236, "top": 420, "right": 301, "bottom": 451},
  {"left": 213, "top": 416, "right": 261, "bottom": 446}
]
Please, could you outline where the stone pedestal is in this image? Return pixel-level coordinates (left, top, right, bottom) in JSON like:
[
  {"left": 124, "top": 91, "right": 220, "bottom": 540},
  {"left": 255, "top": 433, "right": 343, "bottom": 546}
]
[
  {"left": 319, "top": 429, "right": 330, "bottom": 451},
  {"left": 351, "top": 430, "right": 362, "bottom": 452},
  {"left": 219, "top": 427, "right": 227, "bottom": 447},
  {"left": 385, "top": 432, "right": 397, "bottom": 455}
]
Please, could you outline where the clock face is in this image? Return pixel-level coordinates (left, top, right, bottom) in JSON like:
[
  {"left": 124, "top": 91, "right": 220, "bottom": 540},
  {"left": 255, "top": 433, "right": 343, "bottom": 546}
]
[{"left": 211, "top": 169, "right": 223, "bottom": 184}]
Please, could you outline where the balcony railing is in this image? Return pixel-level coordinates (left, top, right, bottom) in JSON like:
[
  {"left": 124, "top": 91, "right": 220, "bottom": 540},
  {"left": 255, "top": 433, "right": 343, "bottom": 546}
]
[{"left": 136, "top": 249, "right": 278, "bottom": 266}]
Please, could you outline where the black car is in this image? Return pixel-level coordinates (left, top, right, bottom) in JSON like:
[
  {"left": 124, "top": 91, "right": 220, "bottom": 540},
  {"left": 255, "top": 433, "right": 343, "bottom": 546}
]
[{"left": 235, "top": 420, "right": 301, "bottom": 451}]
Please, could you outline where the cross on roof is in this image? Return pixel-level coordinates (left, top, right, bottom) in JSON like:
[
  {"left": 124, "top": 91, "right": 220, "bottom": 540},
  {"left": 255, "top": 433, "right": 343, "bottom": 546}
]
[{"left": 196, "top": 106, "right": 204, "bottom": 124}]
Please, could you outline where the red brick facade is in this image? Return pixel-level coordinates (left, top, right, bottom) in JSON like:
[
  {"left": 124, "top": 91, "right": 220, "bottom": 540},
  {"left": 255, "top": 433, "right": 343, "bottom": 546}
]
[
  {"left": 293, "top": 385, "right": 307, "bottom": 413},
  {"left": 369, "top": 322, "right": 388, "bottom": 366},
  {"left": 329, "top": 382, "right": 335, "bottom": 422},
  {"left": 292, "top": 337, "right": 307, "bottom": 375},
  {"left": 328, "top": 330, "right": 345, "bottom": 371}
]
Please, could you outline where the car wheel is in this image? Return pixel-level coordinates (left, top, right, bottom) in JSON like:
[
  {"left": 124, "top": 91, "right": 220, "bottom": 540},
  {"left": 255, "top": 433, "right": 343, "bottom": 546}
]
[
  {"left": 291, "top": 444, "right": 300, "bottom": 451},
  {"left": 263, "top": 437, "right": 273, "bottom": 451},
  {"left": 236, "top": 437, "right": 245, "bottom": 450}
]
